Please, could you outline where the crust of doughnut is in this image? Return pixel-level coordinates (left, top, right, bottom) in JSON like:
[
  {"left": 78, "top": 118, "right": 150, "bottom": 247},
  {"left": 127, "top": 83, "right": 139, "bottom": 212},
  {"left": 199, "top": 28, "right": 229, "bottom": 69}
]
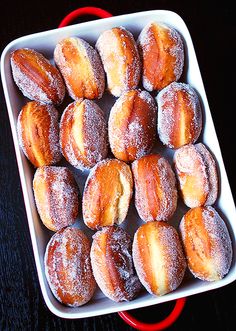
[
  {"left": 11, "top": 48, "right": 65, "bottom": 105},
  {"left": 132, "top": 154, "right": 177, "bottom": 222},
  {"left": 133, "top": 221, "right": 186, "bottom": 296},
  {"left": 60, "top": 99, "right": 108, "bottom": 170},
  {"left": 157, "top": 82, "right": 202, "bottom": 148},
  {"left": 33, "top": 166, "right": 79, "bottom": 231},
  {"left": 179, "top": 206, "right": 232, "bottom": 281},
  {"left": 174, "top": 143, "right": 218, "bottom": 207},
  {"left": 108, "top": 89, "right": 157, "bottom": 162},
  {"left": 54, "top": 37, "right": 105, "bottom": 100},
  {"left": 44, "top": 227, "right": 96, "bottom": 306},
  {"left": 96, "top": 27, "right": 141, "bottom": 97},
  {"left": 17, "top": 101, "right": 61, "bottom": 167},
  {"left": 138, "top": 22, "right": 184, "bottom": 91},
  {"left": 90, "top": 226, "right": 141, "bottom": 302},
  {"left": 82, "top": 159, "right": 133, "bottom": 230}
]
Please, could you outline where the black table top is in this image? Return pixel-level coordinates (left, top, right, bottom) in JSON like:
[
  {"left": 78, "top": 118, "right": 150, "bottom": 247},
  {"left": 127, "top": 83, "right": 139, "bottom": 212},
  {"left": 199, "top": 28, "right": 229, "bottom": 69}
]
[{"left": 0, "top": 1, "right": 235, "bottom": 330}]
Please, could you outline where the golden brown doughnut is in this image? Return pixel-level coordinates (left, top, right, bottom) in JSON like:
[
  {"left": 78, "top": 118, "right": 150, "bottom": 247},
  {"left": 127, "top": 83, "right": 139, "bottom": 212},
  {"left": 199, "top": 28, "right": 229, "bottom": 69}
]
[
  {"left": 138, "top": 22, "right": 184, "bottom": 91},
  {"left": 133, "top": 221, "right": 186, "bottom": 296},
  {"left": 54, "top": 37, "right": 105, "bottom": 100},
  {"left": 174, "top": 143, "right": 218, "bottom": 208},
  {"left": 108, "top": 89, "right": 157, "bottom": 162},
  {"left": 132, "top": 154, "right": 177, "bottom": 222},
  {"left": 33, "top": 166, "right": 79, "bottom": 231},
  {"left": 157, "top": 82, "right": 202, "bottom": 148},
  {"left": 82, "top": 159, "right": 133, "bottom": 230},
  {"left": 17, "top": 101, "right": 61, "bottom": 167},
  {"left": 60, "top": 99, "right": 108, "bottom": 170},
  {"left": 90, "top": 226, "right": 141, "bottom": 302},
  {"left": 96, "top": 26, "right": 141, "bottom": 97},
  {"left": 45, "top": 227, "right": 96, "bottom": 306},
  {"left": 11, "top": 48, "right": 65, "bottom": 105},
  {"left": 179, "top": 206, "right": 232, "bottom": 281}
]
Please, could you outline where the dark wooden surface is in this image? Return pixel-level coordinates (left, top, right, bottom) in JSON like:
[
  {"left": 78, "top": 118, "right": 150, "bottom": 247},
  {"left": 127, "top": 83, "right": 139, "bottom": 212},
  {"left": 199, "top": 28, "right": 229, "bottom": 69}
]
[{"left": 0, "top": 1, "right": 235, "bottom": 330}]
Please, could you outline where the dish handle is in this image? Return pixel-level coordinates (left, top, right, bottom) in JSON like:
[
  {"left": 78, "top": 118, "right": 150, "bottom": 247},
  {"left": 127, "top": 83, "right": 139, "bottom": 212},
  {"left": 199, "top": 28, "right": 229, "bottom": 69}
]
[
  {"left": 118, "top": 297, "right": 186, "bottom": 330},
  {"left": 58, "top": 6, "right": 112, "bottom": 27},
  {"left": 58, "top": 7, "right": 187, "bottom": 330}
]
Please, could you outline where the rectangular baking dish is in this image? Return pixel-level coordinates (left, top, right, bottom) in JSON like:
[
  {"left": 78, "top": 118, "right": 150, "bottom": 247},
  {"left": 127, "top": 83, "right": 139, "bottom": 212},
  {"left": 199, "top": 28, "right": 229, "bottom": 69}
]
[{"left": 1, "top": 10, "right": 236, "bottom": 319}]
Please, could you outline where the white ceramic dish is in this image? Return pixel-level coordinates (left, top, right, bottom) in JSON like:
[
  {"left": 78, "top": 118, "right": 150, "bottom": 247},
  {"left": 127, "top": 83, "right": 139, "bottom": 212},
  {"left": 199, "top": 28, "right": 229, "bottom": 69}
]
[{"left": 1, "top": 10, "right": 236, "bottom": 319}]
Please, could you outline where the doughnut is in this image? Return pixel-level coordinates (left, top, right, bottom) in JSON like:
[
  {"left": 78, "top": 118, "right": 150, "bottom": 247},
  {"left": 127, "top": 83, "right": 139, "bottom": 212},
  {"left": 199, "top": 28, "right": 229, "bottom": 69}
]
[
  {"left": 96, "top": 26, "right": 141, "bottom": 97},
  {"left": 138, "top": 22, "right": 184, "bottom": 91},
  {"left": 133, "top": 221, "right": 186, "bottom": 296},
  {"left": 54, "top": 37, "right": 105, "bottom": 100},
  {"left": 108, "top": 89, "right": 157, "bottom": 162},
  {"left": 33, "top": 166, "right": 79, "bottom": 231},
  {"left": 90, "top": 226, "right": 141, "bottom": 302},
  {"left": 179, "top": 206, "right": 232, "bottom": 281},
  {"left": 11, "top": 48, "right": 65, "bottom": 105},
  {"left": 174, "top": 143, "right": 218, "bottom": 208},
  {"left": 44, "top": 227, "right": 96, "bottom": 306},
  {"left": 157, "top": 82, "right": 202, "bottom": 148},
  {"left": 17, "top": 101, "right": 61, "bottom": 167},
  {"left": 60, "top": 99, "right": 108, "bottom": 170},
  {"left": 132, "top": 154, "right": 177, "bottom": 222},
  {"left": 83, "top": 159, "right": 133, "bottom": 230}
]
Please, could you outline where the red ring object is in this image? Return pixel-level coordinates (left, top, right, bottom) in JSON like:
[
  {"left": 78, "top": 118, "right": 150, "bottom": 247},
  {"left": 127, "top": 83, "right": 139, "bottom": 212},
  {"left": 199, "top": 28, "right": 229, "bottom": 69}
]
[
  {"left": 58, "top": 7, "right": 112, "bottom": 28},
  {"left": 58, "top": 7, "right": 186, "bottom": 330},
  {"left": 118, "top": 298, "right": 186, "bottom": 331}
]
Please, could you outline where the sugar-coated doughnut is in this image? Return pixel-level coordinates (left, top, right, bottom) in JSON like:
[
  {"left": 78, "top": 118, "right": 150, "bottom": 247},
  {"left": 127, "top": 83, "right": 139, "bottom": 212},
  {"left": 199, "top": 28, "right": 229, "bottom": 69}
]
[
  {"left": 54, "top": 37, "right": 105, "bottom": 100},
  {"left": 90, "top": 226, "right": 141, "bottom": 302},
  {"left": 108, "top": 89, "right": 157, "bottom": 162},
  {"left": 157, "top": 82, "right": 202, "bottom": 148},
  {"left": 133, "top": 221, "right": 186, "bottom": 296},
  {"left": 96, "top": 26, "right": 141, "bottom": 97},
  {"left": 83, "top": 159, "right": 133, "bottom": 230},
  {"left": 138, "top": 22, "right": 184, "bottom": 91},
  {"left": 179, "top": 206, "right": 232, "bottom": 281},
  {"left": 45, "top": 227, "right": 96, "bottom": 306},
  {"left": 60, "top": 99, "right": 108, "bottom": 170},
  {"left": 11, "top": 48, "right": 65, "bottom": 105},
  {"left": 33, "top": 166, "right": 79, "bottom": 231},
  {"left": 17, "top": 101, "right": 61, "bottom": 167},
  {"left": 132, "top": 154, "right": 177, "bottom": 222},
  {"left": 174, "top": 143, "right": 218, "bottom": 208}
]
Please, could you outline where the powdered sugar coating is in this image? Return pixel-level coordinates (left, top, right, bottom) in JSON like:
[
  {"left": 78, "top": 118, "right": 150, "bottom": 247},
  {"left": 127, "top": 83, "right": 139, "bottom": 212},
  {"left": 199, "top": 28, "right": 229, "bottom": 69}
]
[
  {"left": 83, "top": 158, "right": 133, "bottom": 229},
  {"left": 132, "top": 222, "right": 186, "bottom": 296},
  {"left": 11, "top": 60, "right": 49, "bottom": 102},
  {"left": 60, "top": 100, "right": 108, "bottom": 170},
  {"left": 155, "top": 157, "right": 178, "bottom": 220},
  {"left": 160, "top": 225, "right": 186, "bottom": 291},
  {"left": 179, "top": 206, "right": 232, "bottom": 281},
  {"left": 81, "top": 38, "right": 105, "bottom": 98},
  {"left": 157, "top": 82, "right": 202, "bottom": 148},
  {"left": 202, "top": 207, "right": 232, "bottom": 278},
  {"left": 83, "top": 158, "right": 132, "bottom": 192},
  {"left": 96, "top": 27, "right": 141, "bottom": 97},
  {"left": 108, "top": 89, "right": 157, "bottom": 161},
  {"left": 174, "top": 143, "right": 218, "bottom": 207},
  {"left": 33, "top": 166, "right": 79, "bottom": 231},
  {"left": 17, "top": 102, "right": 61, "bottom": 167},
  {"left": 46, "top": 106, "right": 61, "bottom": 163},
  {"left": 195, "top": 143, "right": 218, "bottom": 205},
  {"left": 168, "top": 26, "right": 184, "bottom": 79},
  {"left": 91, "top": 226, "right": 141, "bottom": 302},
  {"left": 138, "top": 22, "right": 184, "bottom": 91},
  {"left": 132, "top": 154, "right": 177, "bottom": 222},
  {"left": 45, "top": 227, "right": 96, "bottom": 307},
  {"left": 54, "top": 37, "right": 105, "bottom": 100},
  {"left": 11, "top": 48, "right": 65, "bottom": 105}
]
